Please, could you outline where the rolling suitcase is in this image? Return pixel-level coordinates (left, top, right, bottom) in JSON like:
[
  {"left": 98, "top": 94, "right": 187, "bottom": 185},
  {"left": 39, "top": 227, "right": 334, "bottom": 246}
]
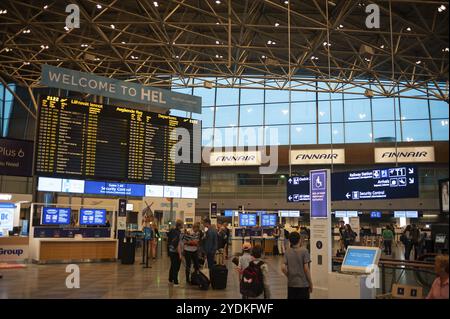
[{"left": 210, "top": 264, "right": 228, "bottom": 290}]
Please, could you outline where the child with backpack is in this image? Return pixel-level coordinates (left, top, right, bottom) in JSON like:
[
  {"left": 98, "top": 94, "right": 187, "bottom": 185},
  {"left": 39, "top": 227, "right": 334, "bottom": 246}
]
[
  {"left": 236, "top": 242, "right": 253, "bottom": 279},
  {"left": 240, "top": 245, "right": 271, "bottom": 299}
]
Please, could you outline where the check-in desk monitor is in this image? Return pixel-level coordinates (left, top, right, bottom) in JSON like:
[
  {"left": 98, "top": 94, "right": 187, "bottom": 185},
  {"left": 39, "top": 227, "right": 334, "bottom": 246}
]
[{"left": 341, "top": 246, "right": 381, "bottom": 274}]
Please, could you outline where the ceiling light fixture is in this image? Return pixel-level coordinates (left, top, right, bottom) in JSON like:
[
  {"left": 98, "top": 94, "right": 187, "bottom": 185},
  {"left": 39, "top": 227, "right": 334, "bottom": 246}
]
[
  {"left": 40, "top": 45, "right": 49, "bottom": 49},
  {"left": 43, "top": 4, "right": 48, "bottom": 9},
  {"left": 153, "top": 1, "right": 159, "bottom": 7},
  {"left": 215, "top": 0, "right": 221, "bottom": 4},
  {"left": 110, "top": 24, "right": 115, "bottom": 29},
  {"left": 406, "top": 27, "right": 412, "bottom": 32},
  {"left": 121, "top": 41, "right": 126, "bottom": 44},
  {"left": 416, "top": 60, "right": 422, "bottom": 65},
  {"left": 96, "top": 4, "right": 102, "bottom": 9},
  {"left": 22, "top": 29, "right": 31, "bottom": 34},
  {"left": 0, "top": 9, "right": 8, "bottom": 14},
  {"left": 438, "top": 5, "right": 446, "bottom": 12},
  {"left": 275, "top": 22, "right": 280, "bottom": 27}
]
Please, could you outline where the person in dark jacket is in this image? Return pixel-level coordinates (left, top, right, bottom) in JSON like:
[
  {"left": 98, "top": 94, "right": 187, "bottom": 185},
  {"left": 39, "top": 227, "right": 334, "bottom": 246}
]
[
  {"left": 342, "top": 224, "right": 357, "bottom": 249},
  {"left": 167, "top": 220, "right": 183, "bottom": 286},
  {"left": 202, "top": 218, "right": 218, "bottom": 269}
]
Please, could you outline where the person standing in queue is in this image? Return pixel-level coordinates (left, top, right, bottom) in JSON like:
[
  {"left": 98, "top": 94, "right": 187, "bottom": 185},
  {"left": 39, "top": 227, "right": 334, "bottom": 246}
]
[
  {"left": 382, "top": 225, "right": 394, "bottom": 256},
  {"left": 167, "top": 219, "right": 183, "bottom": 287},
  {"left": 427, "top": 255, "right": 449, "bottom": 299},
  {"left": 201, "top": 218, "right": 218, "bottom": 270},
  {"left": 150, "top": 223, "right": 160, "bottom": 260},
  {"left": 281, "top": 232, "right": 313, "bottom": 299},
  {"left": 402, "top": 225, "right": 413, "bottom": 260},
  {"left": 342, "top": 224, "right": 357, "bottom": 250},
  {"left": 410, "top": 224, "right": 421, "bottom": 260},
  {"left": 223, "top": 222, "right": 231, "bottom": 259},
  {"left": 182, "top": 222, "right": 201, "bottom": 285}
]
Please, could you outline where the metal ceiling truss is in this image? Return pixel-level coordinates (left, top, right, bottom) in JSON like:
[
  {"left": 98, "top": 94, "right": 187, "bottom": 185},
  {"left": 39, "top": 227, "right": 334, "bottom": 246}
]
[{"left": 0, "top": 0, "right": 448, "bottom": 102}]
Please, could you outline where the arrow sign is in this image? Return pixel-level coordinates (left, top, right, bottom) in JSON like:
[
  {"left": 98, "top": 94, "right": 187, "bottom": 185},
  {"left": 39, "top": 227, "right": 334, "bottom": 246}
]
[
  {"left": 408, "top": 168, "right": 414, "bottom": 174},
  {"left": 409, "top": 178, "right": 415, "bottom": 184},
  {"left": 346, "top": 193, "right": 351, "bottom": 199},
  {"left": 288, "top": 196, "right": 292, "bottom": 200},
  {"left": 288, "top": 178, "right": 292, "bottom": 184}
]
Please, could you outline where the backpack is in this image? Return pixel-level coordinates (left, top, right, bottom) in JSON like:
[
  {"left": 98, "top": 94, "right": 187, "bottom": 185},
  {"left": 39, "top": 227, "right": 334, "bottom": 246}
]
[
  {"left": 240, "top": 261, "right": 265, "bottom": 298},
  {"left": 167, "top": 229, "right": 180, "bottom": 253}
]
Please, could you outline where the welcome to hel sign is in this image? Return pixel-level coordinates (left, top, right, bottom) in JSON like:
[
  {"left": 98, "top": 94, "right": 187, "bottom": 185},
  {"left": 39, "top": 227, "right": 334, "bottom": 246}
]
[{"left": 41, "top": 65, "right": 202, "bottom": 114}]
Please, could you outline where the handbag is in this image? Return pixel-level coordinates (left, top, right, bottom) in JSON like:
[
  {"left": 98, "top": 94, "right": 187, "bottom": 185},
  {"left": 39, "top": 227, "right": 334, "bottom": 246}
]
[{"left": 200, "top": 259, "right": 210, "bottom": 281}]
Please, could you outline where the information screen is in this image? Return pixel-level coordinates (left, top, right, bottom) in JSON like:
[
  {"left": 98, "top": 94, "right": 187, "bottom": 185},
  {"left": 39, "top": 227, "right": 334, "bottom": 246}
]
[
  {"left": 370, "top": 211, "right": 382, "bottom": 218},
  {"left": 239, "top": 214, "right": 257, "bottom": 227},
  {"left": 261, "top": 214, "right": 277, "bottom": 227},
  {"left": 331, "top": 166, "right": 418, "bottom": 201},
  {"left": 287, "top": 176, "right": 310, "bottom": 202},
  {"left": 35, "top": 96, "right": 201, "bottom": 186},
  {"left": 342, "top": 248, "right": 379, "bottom": 270},
  {"left": 79, "top": 209, "right": 107, "bottom": 225},
  {"left": 42, "top": 207, "right": 71, "bottom": 225},
  {"left": 0, "top": 203, "right": 15, "bottom": 231}
]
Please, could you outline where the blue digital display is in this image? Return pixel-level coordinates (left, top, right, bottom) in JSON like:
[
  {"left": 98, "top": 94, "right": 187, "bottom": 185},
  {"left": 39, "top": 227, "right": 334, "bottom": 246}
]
[
  {"left": 343, "top": 248, "right": 378, "bottom": 268},
  {"left": 42, "top": 207, "right": 71, "bottom": 225},
  {"left": 80, "top": 209, "right": 107, "bottom": 225},
  {"left": 224, "top": 210, "right": 233, "bottom": 217},
  {"left": 370, "top": 211, "right": 382, "bottom": 218},
  {"left": 239, "top": 214, "right": 257, "bottom": 227},
  {"left": 84, "top": 181, "right": 145, "bottom": 196},
  {"left": 261, "top": 214, "right": 277, "bottom": 227}
]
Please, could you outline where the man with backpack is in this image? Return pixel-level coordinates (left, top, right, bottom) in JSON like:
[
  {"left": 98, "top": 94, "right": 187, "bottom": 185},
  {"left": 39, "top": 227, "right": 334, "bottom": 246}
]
[
  {"left": 281, "top": 231, "right": 313, "bottom": 299},
  {"left": 240, "top": 245, "right": 271, "bottom": 299}
]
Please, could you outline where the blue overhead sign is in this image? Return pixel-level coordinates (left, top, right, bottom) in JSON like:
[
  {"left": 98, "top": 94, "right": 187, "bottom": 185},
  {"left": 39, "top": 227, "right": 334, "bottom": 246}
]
[
  {"left": 310, "top": 170, "right": 329, "bottom": 218},
  {"left": 331, "top": 166, "right": 418, "bottom": 201},
  {"left": 287, "top": 176, "right": 310, "bottom": 202},
  {"left": 41, "top": 65, "right": 202, "bottom": 113},
  {"left": 84, "top": 181, "right": 145, "bottom": 196}
]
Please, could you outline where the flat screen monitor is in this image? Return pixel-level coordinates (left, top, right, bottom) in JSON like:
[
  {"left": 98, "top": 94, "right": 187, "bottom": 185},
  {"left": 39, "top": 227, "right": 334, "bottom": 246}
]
[
  {"left": 370, "top": 211, "right": 382, "bottom": 218},
  {"left": 41, "top": 207, "right": 71, "bottom": 225},
  {"left": 405, "top": 211, "right": 418, "bottom": 218},
  {"left": 61, "top": 179, "right": 85, "bottom": 193},
  {"left": 79, "top": 209, "right": 107, "bottom": 225},
  {"left": 145, "top": 185, "right": 164, "bottom": 197},
  {"left": 394, "top": 211, "right": 406, "bottom": 218},
  {"left": 239, "top": 213, "right": 257, "bottom": 227},
  {"left": 435, "top": 234, "right": 447, "bottom": 244},
  {"left": 341, "top": 246, "right": 381, "bottom": 274},
  {"left": 439, "top": 179, "right": 449, "bottom": 214},
  {"left": 261, "top": 214, "right": 277, "bottom": 227},
  {"left": 181, "top": 187, "right": 198, "bottom": 199},
  {"left": 164, "top": 186, "right": 181, "bottom": 198},
  {"left": 335, "top": 211, "right": 347, "bottom": 218},
  {"left": 224, "top": 210, "right": 233, "bottom": 217},
  {"left": 38, "top": 177, "right": 62, "bottom": 192},
  {"left": 0, "top": 203, "right": 15, "bottom": 231}
]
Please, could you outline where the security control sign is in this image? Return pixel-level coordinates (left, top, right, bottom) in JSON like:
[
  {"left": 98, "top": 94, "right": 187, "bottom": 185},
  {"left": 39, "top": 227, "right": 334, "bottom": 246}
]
[
  {"left": 331, "top": 166, "right": 419, "bottom": 201},
  {"left": 0, "top": 138, "right": 33, "bottom": 177}
]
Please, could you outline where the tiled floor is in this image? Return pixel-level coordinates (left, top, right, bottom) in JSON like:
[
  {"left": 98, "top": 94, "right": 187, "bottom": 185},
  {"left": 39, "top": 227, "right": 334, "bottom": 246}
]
[{"left": 0, "top": 253, "right": 288, "bottom": 299}]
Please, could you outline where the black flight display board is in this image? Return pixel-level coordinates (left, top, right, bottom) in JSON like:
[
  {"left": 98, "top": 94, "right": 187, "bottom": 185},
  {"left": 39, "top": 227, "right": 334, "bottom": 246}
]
[
  {"left": 35, "top": 96, "right": 201, "bottom": 187},
  {"left": 287, "top": 166, "right": 419, "bottom": 202}
]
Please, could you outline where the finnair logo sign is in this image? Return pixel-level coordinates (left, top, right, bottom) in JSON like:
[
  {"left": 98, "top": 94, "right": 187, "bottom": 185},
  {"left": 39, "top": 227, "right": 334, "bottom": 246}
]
[
  {"left": 290, "top": 149, "right": 345, "bottom": 165},
  {"left": 210, "top": 151, "right": 261, "bottom": 166},
  {"left": 375, "top": 147, "right": 435, "bottom": 163}
]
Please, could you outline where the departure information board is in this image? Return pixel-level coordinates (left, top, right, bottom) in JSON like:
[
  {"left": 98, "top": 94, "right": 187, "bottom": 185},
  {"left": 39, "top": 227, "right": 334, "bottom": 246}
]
[{"left": 35, "top": 96, "right": 201, "bottom": 186}]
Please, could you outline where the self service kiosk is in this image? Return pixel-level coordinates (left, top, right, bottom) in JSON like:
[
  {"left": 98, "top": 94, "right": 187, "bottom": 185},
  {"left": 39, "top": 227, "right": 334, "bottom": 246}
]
[{"left": 328, "top": 246, "right": 381, "bottom": 299}]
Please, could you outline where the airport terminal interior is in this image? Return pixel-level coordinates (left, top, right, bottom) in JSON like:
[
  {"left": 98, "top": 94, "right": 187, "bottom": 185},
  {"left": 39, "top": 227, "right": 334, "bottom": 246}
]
[{"left": 0, "top": 0, "right": 449, "bottom": 300}]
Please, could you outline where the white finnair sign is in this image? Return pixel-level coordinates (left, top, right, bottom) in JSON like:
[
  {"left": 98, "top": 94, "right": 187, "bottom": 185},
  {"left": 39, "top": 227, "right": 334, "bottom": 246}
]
[
  {"left": 375, "top": 147, "right": 435, "bottom": 163},
  {"left": 209, "top": 151, "right": 261, "bottom": 166},
  {"left": 290, "top": 149, "right": 345, "bottom": 165}
]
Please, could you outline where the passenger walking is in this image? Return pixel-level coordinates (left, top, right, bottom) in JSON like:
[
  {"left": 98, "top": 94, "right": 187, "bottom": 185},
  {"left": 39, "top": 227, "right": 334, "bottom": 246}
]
[
  {"left": 281, "top": 232, "right": 313, "bottom": 299},
  {"left": 382, "top": 226, "right": 394, "bottom": 256},
  {"left": 240, "top": 245, "right": 271, "bottom": 299},
  {"left": 427, "top": 255, "right": 449, "bottom": 299},
  {"left": 410, "top": 224, "right": 421, "bottom": 260},
  {"left": 201, "top": 218, "right": 218, "bottom": 269},
  {"left": 342, "top": 224, "right": 357, "bottom": 249},
  {"left": 402, "top": 225, "right": 413, "bottom": 260},
  {"left": 223, "top": 222, "right": 231, "bottom": 259},
  {"left": 181, "top": 222, "right": 201, "bottom": 285},
  {"left": 167, "top": 219, "right": 183, "bottom": 286},
  {"left": 150, "top": 223, "right": 160, "bottom": 259}
]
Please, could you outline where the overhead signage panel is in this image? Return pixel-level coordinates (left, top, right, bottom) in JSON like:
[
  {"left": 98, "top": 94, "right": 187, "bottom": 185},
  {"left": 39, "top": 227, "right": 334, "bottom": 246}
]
[
  {"left": 41, "top": 65, "right": 202, "bottom": 113},
  {"left": 209, "top": 151, "right": 262, "bottom": 166},
  {"left": 374, "top": 146, "right": 435, "bottom": 163},
  {"left": 331, "top": 166, "right": 419, "bottom": 201},
  {"left": 287, "top": 176, "right": 310, "bottom": 202},
  {"left": 290, "top": 149, "right": 345, "bottom": 165},
  {"left": 0, "top": 138, "right": 34, "bottom": 177}
]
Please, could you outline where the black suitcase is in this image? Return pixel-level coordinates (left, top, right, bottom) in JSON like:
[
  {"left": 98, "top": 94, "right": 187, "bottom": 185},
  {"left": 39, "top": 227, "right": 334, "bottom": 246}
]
[
  {"left": 121, "top": 237, "right": 136, "bottom": 265},
  {"left": 210, "top": 264, "right": 228, "bottom": 290},
  {"left": 195, "top": 271, "right": 210, "bottom": 290}
]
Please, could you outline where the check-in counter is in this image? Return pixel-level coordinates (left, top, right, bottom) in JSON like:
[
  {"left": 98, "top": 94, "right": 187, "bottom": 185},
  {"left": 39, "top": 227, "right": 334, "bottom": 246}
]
[
  {"left": 30, "top": 238, "right": 117, "bottom": 264},
  {"left": 0, "top": 236, "right": 29, "bottom": 261}
]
